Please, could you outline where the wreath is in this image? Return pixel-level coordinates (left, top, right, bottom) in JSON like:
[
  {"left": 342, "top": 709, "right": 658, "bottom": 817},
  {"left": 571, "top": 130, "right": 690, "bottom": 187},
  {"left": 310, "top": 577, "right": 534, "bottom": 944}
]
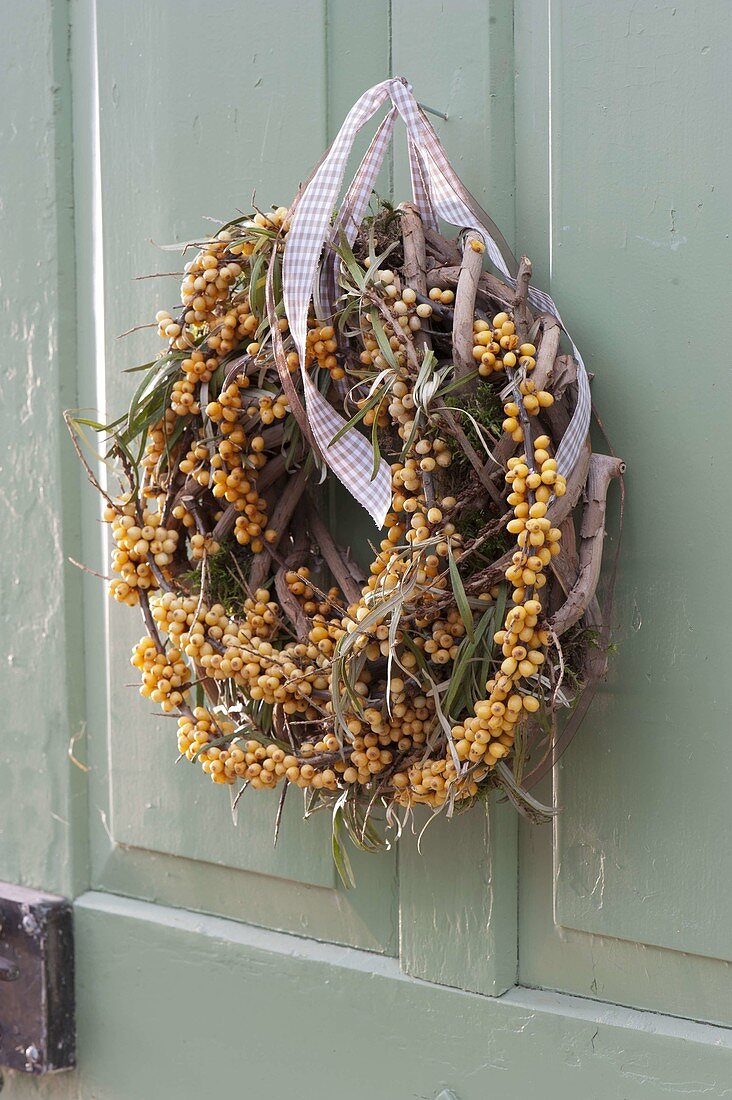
[{"left": 69, "top": 80, "right": 623, "bottom": 878}]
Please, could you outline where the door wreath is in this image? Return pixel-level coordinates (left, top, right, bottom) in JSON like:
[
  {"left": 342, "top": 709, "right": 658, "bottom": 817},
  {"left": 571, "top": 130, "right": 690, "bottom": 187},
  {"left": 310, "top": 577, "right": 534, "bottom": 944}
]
[{"left": 69, "top": 79, "right": 624, "bottom": 876}]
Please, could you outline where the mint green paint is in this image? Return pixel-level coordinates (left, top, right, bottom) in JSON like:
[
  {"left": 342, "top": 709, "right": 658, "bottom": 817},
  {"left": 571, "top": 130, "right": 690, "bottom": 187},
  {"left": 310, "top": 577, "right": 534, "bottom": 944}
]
[
  {"left": 95, "top": 0, "right": 338, "bottom": 887},
  {"left": 550, "top": 0, "right": 731, "bottom": 957},
  {"left": 391, "top": 0, "right": 516, "bottom": 240},
  {"left": 520, "top": 777, "right": 732, "bottom": 1028},
  {"left": 0, "top": 0, "right": 88, "bottom": 900},
  {"left": 390, "top": 2, "right": 521, "bottom": 997},
  {"left": 68, "top": 0, "right": 399, "bottom": 947},
  {"left": 3, "top": 1, "right": 732, "bottom": 1095},
  {"left": 399, "top": 799, "right": 518, "bottom": 996},
  {"left": 8, "top": 893, "right": 731, "bottom": 1100},
  {"left": 514, "top": 0, "right": 732, "bottom": 1024},
  {"left": 88, "top": 0, "right": 397, "bottom": 895}
]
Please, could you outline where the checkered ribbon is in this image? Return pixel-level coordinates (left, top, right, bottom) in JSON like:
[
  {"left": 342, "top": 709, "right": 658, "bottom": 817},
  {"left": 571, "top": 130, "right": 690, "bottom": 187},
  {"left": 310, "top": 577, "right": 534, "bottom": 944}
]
[{"left": 283, "top": 77, "right": 591, "bottom": 527}]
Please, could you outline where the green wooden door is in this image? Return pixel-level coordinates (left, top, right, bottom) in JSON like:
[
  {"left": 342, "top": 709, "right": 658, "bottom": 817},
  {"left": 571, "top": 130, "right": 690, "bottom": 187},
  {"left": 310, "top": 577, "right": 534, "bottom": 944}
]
[
  {"left": 2, "top": 1, "right": 730, "bottom": 1096},
  {"left": 81, "top": 0, "right": 400, "bottom": 954},
  {"left": 513, "top": 0, "right": 732, "bottom": 1027}
]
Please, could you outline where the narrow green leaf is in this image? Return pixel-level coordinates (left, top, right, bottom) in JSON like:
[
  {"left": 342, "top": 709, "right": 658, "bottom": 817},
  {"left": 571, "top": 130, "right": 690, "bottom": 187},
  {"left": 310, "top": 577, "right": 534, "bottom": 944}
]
[
  {"left": 368, "top": 308, "right": 400, "bottom": 373},
  {"left": 448, "top": 543, "right": 475, "bottom": 642},
  {"left": 122, "top": 359, "right": 158, "bottom": 375},
  {"left": 370, "top": 402, "right": 382, "bottom": 481},
  {"left": 71, "top": 414, "right": 125, "bottom": 433},
  {"left": 248, "top": 251, "right": 266, "bottom": 318},
  {"left": 331, "top": 804, "right": 356, "bottom": 890},
  {"left": 361, "top": 240, "right": 400, "bottom": 288},
  {"left": 335, "top": 229, "right": 367, "bottom": 291},
  {"left": 327, "top": 387, "right": 383, "bottom": 447},
  {"left": 436, "top": 368, "right": 480, "bottom": 398},
  {"left": 494, "top": 760, "right": 558, "bottom": 823}
]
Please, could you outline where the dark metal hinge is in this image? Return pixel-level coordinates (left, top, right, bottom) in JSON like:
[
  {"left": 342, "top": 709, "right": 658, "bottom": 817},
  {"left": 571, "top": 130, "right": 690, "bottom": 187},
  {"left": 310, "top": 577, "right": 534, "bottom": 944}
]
[{"left": 0, "top": 882, "right": 75, "bottom": 1074}]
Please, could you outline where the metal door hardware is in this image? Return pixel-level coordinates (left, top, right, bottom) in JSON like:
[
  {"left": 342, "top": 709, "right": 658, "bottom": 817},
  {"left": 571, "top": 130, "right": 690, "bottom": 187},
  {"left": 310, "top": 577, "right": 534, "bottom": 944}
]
[{"left": 0, "top": 882, "right": 74, "bottom": 1074}]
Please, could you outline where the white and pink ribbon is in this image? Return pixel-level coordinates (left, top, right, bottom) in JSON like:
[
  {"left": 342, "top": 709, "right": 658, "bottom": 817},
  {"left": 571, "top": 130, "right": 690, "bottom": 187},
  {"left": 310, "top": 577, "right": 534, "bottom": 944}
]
[{"left": 282, "top": 78, "right": 591, "bottom": 528}]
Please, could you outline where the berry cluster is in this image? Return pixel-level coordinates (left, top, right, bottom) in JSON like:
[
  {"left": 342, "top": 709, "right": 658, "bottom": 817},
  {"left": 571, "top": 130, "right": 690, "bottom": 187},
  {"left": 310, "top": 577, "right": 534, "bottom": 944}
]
[{"left": 73, "top": 197, "right": 608, "bottom": 852}]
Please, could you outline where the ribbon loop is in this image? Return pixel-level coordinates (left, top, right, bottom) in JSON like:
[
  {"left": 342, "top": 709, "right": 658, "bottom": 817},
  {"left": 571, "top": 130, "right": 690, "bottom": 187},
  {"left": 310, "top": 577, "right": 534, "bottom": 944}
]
[{"left": 281, "top": 78, "right": 591, "bottom": 527}]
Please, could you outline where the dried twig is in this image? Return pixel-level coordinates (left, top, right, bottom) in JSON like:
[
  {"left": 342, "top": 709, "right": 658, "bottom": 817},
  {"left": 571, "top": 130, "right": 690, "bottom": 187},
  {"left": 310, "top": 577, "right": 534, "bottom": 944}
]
[
  {"left": 249, "top": 464, "right": 309, "bottom": 591},
  {"left": 452, "top": 233, "right": 486, "bottom": 388},
  {"left": 438, "top": 406, "right": 504, "bottom": 507},
  {"left": 550, "top": 454, "right": 625, "bottom": 635},
  {"left": 308, "top": 504, "right": 365, "bottom": 607},
  {"left": 513, "top": 255, "right": 533, "bottom": 343}
]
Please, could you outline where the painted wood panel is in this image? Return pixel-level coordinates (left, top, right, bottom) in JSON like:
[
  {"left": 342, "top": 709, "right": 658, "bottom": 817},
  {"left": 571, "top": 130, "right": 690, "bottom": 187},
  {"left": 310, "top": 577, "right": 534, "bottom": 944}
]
[
  {"left": 65, "top": 892, "right": 732, "bottom": 1100},
  {"left": 79, "top": 0, "right": 526, "bottom": 983},
  {"left": 515, "top": 0, "right": 732, "bottom": 1022},
  {"left": 73, "top": 0, "right": 399, "bottom": 947},
  {"left": 391, "top": 0, "right": 516, "bottom": 235},
  {"left": 0, "top": 0, "right": 89, "bottom": 900},
  {"left": 95, "top": 0, "right": 334, "bottom": 885},
  {"left": 17, "top": 0, "right": 731, "bottom": 1025},
  {"left": 390, "top": 1, "right": 520, "bottom": 994},
  {"left": 399, "top": 799, "right": 517, "bottom": 996}
]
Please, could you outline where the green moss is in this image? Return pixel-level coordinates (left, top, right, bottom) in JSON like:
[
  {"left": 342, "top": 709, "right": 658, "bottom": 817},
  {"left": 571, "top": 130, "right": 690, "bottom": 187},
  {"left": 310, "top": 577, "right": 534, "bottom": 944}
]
[
  {"left": 352, "top": 198, "right": 404, "bottom": 268},
  {"left": 444, "top": 379, "right": 504, "bottom": 483},
  {"left": 446, "top": 378, "right": 504, "bottom": 433},
  {"left": 179, "top": 539, "right": 254, "bottom": 617},
  {"left": 559, "top": 622, "right": 605, "bottom": 691},
  {"left": 453, "top": 513, "right": 512, "bottom": 561}
]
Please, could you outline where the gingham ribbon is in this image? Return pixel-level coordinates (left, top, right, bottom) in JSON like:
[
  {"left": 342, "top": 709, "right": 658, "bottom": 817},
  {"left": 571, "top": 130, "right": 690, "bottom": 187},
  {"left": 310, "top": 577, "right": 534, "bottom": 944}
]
[
  {"left": 283, "top": 77, "right": 591, "bottom": 527},
  {"left": 316, "top": 106, "right": 398, "bottom": 322}
]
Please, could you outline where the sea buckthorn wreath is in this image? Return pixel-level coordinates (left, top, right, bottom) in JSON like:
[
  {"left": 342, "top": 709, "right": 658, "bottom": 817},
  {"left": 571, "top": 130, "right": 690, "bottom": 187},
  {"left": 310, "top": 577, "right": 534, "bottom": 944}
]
[{"left": 69, "top": 80, "right": 623, "bottom": 876}]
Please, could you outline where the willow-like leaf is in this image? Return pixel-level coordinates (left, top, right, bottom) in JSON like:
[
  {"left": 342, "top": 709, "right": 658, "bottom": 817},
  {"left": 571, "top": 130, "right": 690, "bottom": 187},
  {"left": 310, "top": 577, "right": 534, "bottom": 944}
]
[
  {"left": 331, "top": 801, "right": 356, "bottom": 890},
  {"left": 215, "top": 212, "right": 250, "bottom": 236},
  {"left": 70, "top": 412, "right": 126, "bottom": 436},
  {"left": 122, "top": 358, "right": 158, "bottom": 375},
  {"left": 368, "top": 308, "right": 401, "bottom": 373},
  {"left": 443, "top": 605, "right": 495, "bottom": 719},
  {"left": 328, "top": 386, "right": 384, "bottom": 447},
  {"left": 189, "top": 733, "right": 233, "bottom": 763},
  {"left": 433, "top": 404, "right": 497, "bottom": 461},
  {"left": 125, "top": 354, "right": 178, "bottom": 436},
  {"left": 340, "top": 791, "right": 389, "bottom": 853},
  {"left": 474, "top": 587, "right": 506, "bottom": 701},
  {"left": 248, "top": 251, "right": 267, "bottom": 319},
  {"left": 330, "top": 650, "right": 366, "bottom": 743},
  {"left": 398, "top": 410, "right": 421, "bottom": 462},
  {"left": 412, "top": 349, "right": 443, "bottom": 413},
  {"left": 361, "top": 240, "right": 400, "bottom": 289},
  {"left": 271, "top": 246, "right": 283, "bottom": 304},
  {"left": 385, "top": 598, "right": 405, "bottom": 718},
  {"left": 158, "top": 415, "right": 189, "bottom": 478},
  {"left": 331, "top": 574, "right": 420, "bottom": 739},
  {"left": 335, "top": 230, "right": 367, "bottom": 292},
  {"left": 370, "top": 400, "right": 382, "bottom": 481},
  {"left": 436, "top": 368, "right": 480, "bottom": 399},
  {"left": 272, "top": 782, "right": 288, "bottom": 848},
  {"left": 448, "top": 543, "right": 475, "bottom": 643},
  {"left": 494, "top": 760, "right": 558, "bottom": 823}
]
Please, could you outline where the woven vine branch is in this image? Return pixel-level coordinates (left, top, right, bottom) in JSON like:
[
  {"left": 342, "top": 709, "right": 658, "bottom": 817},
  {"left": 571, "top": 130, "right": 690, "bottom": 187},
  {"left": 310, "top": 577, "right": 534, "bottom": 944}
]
[{"left": 69, "top": 193, "right": 623, "bottom": 873}]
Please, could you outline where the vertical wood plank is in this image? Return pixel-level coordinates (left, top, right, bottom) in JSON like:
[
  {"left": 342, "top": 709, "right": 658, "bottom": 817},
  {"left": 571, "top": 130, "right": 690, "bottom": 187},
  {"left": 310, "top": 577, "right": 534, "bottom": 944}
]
[
  {"left": 90, "top": 0, "right": 339, "bottom": 887},
  {"left": 67, "top": 0, "right": 400, "bottom": 949},
  {"left": 390, "top": 0, "right": 519, "bottom": 994},
  {"left": 513, "top": 0, "right": 551, "bottom": 285},
  {"left": 400, "top": 799, "right": 517, "bottom": 995},
  {"left": 0, "top": 0, "right": 89, "bottom": 897},
  {"left": 515, "top": 0, "right": 732, "bottom": 1020},
  {"left": 326, "top": 0, "right": 391, "bottom": 140},
  {"left": 391, "top": 0, "right": 515, "bottom": 244}
]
